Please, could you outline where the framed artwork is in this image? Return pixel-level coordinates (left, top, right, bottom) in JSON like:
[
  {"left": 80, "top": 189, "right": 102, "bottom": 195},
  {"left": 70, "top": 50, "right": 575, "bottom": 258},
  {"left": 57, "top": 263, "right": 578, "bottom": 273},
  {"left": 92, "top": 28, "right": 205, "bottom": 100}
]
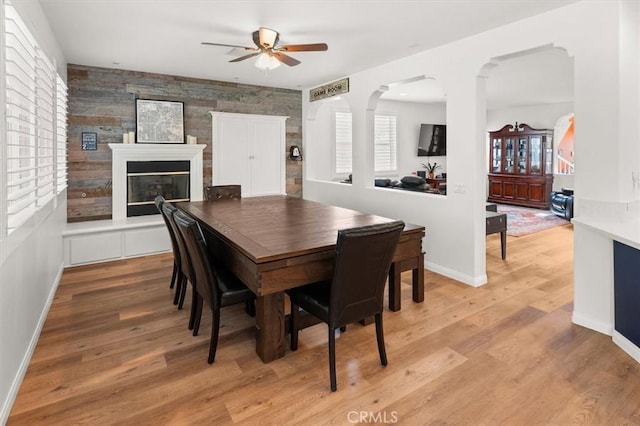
[
  {"left": 135, "top": 99, "right": 185, "bottom": 144},
  {"left": 81, "top": 132, "right": 98, "bottom": 150}
]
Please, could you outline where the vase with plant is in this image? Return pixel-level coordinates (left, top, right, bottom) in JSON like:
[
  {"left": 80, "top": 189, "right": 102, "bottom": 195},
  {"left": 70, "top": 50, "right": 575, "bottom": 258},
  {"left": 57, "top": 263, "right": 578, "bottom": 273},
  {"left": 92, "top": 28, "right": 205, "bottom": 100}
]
[{"left": 421, "top": 162, "right": 441, "bottom": 179}]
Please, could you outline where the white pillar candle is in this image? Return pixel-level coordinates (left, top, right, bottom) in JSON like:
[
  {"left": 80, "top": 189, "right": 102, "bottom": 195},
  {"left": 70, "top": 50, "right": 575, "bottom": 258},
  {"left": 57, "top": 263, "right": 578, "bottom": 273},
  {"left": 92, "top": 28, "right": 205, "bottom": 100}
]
[
  {"left": 122, "top": 133, "right": 129, "bottom": 144},
  {"left": 128, "top": 131, "right": 135, "bottom": 143}
]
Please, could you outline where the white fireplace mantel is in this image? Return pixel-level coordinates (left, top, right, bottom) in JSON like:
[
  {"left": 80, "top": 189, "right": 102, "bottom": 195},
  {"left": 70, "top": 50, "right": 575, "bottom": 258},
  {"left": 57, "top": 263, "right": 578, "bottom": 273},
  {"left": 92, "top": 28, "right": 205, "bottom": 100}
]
[{"left": 108, "top": 143, "right": 206, "bottom": 220}]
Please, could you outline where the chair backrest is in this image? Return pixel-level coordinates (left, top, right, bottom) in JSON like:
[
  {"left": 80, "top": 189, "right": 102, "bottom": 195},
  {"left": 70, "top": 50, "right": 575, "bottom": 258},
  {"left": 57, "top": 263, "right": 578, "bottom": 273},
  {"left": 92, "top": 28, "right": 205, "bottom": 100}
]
[
  {"left": 173, "top": 209, "right": 220, "bottom": 309},
  {"left": 155, "top": 195, "right": 181, "bottom": 265},
  {"left": 162, "top": 201, "right": 192, "bottom": 281},
  {"left": 205, "top": 185, "right": 241, "bottom": 201},
  {"left": 329, "top": 220, "right": 405, "bottom": 328}
]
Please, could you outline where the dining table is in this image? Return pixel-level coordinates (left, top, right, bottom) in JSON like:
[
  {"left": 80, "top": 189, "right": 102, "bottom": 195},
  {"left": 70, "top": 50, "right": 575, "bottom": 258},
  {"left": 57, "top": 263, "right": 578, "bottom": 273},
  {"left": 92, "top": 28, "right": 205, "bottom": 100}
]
[{"left": 178, "top": 195, "right": 425, "bottom": 363}]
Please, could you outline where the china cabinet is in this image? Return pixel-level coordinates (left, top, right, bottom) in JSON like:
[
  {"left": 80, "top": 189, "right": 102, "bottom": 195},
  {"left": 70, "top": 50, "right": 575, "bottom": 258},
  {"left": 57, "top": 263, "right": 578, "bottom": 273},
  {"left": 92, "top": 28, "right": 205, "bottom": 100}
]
[{"left": 488, "top": 122, "right": 553, "bottom": 209}]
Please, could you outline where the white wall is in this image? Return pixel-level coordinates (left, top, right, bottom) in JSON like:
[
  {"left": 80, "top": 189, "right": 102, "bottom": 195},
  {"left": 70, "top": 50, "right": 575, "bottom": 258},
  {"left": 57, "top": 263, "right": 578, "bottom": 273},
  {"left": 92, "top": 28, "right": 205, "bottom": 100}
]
[
  {"left": 570, "top": 0, "right": 640, "bottom": 337},
  {"left": 487, "top": 102, "right": 574, "bottom": 133},
  {"left": 308, "top": 98, "right": 448, "bottom": 182},
  {"left": 377, "top": 99, "right": 447, "bottom": 178},
  {"left": 302, "top": 1, "right": 636, "bottom": 293},
  {"left": 307, "top": 97, "right": 351, "bottom": 181},
  {"left": 0, "top": 3, "right": 67, "bottom": 423},
  {"left": 11, "top": 1, "right": 66, "bottom": 78},
  {"left": 0, "top": 195, "right": 66, "bottom": 422}
]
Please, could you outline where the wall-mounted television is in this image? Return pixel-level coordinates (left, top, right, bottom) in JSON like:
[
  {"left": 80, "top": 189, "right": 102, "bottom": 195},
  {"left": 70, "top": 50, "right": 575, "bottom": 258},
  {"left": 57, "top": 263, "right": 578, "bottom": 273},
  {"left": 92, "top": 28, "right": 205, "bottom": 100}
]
[{"left": 417, "top": 124, "right": 446, "bottom": 157}]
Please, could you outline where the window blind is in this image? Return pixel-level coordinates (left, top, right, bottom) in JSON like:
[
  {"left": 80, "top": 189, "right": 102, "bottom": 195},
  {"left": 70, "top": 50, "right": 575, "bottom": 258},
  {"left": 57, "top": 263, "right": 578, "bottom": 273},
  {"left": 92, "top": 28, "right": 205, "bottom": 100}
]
[
  {"left": 5, "top": 7, "right": 38, "bottom": 232},
  {"left": 56, "top": 75, "right": 68, "bottom": 193},
  {"left": 36, "top": 51, "right": 55, "bottom": 206},
  {"left": 374, "top": 115, "right": 397, "bottom": 173},
  {"left": 335, "top": 111, "right": 352, "bottom": 174},
  {"left": 4, "top": 4, "right": 63, "bottom": 234}
]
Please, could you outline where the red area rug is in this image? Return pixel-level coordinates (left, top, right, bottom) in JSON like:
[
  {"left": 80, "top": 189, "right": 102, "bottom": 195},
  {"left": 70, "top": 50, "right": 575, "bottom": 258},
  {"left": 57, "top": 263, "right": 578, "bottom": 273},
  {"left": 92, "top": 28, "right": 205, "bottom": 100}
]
[{"left": 496, "top": 204, "right": 570, "bottom": 237}]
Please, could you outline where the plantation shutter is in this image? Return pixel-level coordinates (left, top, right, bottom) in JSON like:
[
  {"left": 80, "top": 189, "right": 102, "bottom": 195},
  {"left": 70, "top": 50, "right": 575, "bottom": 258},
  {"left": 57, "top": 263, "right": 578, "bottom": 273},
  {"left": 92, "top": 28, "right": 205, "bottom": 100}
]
[
  {"left": 4, "top": 3, "right": 62, "bottom": 234},
  {"left": 374, "top": 115, "right": 397, "bottom": 173},
  {"left": 56, "top": 76, "right": 68, "bottom": 193},
  {"left": 335, "top": 111, "right": 352, "bottom": 174},
  {"left": 35, "top": 51, "right": 56, "bottom": 206},
  {"left": 5, "top": 6, "right": 38, "bottom": 232}
]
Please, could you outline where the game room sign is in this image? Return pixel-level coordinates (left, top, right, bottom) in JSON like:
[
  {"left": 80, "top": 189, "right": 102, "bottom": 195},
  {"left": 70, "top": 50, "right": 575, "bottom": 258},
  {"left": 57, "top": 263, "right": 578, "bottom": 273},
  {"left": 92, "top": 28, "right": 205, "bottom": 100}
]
[{"left": 310, "top": 78, "right": 349, "bottom": 102}]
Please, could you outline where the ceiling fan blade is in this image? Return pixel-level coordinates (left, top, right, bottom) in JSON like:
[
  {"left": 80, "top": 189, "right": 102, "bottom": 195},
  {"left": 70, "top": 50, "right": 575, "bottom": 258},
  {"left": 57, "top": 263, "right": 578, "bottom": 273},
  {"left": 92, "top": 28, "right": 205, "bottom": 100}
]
[
  {"left": 272, "top": 52, "right": 301, "bottom": 67},
  {"left": 277, "top": 43, "right": 328, "bottom": 52},
  {"left": 229, "top": 52, "right": 261, "bottom": 62},
  {"left": 201, "top": 42, "right": 257, "bottom": 51}
]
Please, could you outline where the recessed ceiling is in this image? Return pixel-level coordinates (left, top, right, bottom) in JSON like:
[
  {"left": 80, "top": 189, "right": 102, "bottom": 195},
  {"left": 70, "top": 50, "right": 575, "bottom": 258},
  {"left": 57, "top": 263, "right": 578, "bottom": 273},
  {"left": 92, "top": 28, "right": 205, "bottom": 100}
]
[{"left": 39, "top": 0, "right": 578, "bottom": 90}]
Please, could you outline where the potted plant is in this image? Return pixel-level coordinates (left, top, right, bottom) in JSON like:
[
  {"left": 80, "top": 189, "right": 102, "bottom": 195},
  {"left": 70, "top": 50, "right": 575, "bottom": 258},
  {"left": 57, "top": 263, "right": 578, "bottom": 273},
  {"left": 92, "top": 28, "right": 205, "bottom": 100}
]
[{"left": 421, "top": 162, "right": 441, "bottom": 179}]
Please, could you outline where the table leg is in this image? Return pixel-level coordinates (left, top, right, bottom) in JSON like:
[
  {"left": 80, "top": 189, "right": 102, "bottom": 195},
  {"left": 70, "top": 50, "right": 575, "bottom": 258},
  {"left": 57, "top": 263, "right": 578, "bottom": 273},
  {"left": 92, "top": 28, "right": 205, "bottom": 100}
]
[
  {"left": 412, "top": 252, "right": 425, "bottom": 303},
  {"left": 388, "top": 262, "right": 402, "bottom": 312},
  {"left": 255, "top": 293, "right": 285, "bottom": 363},
  {"left": 500, "top": 231, "right": 506, "bottom": 260}
]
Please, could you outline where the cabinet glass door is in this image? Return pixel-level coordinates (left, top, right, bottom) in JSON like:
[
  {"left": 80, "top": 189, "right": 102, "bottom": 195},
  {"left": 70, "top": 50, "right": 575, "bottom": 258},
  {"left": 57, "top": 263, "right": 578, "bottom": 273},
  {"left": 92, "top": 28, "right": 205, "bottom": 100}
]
[
  {"left": 545, "top": 136, "right": 553, "bottom": 174},
  {"left": 505, "top": 138, "right": 514, "bottom": 173},
  {"left": 530, "top": 136, "right": 542, "bottom": 174},
  {"left": 517, "top": 138, "right": 527, "bottom": 174},
  {"left": 492, "top": 138, "right": 502, "bottom": 172}
]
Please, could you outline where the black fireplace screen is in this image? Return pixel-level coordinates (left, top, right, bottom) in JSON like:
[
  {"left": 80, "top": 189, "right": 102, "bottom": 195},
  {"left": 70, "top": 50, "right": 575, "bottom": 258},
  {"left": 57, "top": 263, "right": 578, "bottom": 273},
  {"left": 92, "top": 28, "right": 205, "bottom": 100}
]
[{"left": 127, "top": 161, "right": 190, "bottom": 217}]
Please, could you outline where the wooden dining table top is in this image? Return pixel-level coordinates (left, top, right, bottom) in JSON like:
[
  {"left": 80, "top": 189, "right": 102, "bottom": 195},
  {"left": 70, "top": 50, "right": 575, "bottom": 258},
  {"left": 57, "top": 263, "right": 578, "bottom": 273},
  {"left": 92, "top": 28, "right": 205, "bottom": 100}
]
[{"left": 178, "top": 195, "right": 424, "bottom": 264}]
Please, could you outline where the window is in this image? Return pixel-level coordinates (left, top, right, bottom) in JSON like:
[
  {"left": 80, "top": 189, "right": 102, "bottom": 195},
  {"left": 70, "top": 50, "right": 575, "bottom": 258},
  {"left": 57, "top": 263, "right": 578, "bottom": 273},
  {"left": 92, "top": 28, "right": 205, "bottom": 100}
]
[
  {"left": 374, "top": 115, "right": 397, "bottom": 173},
  {"left": 554, "top": 113, "right": 574, "bottom": 175},
  {"left": 35, "top": 51, "right": 56, "bottom": 207},
  {"left": 3, "top": 4, "right": 66, "bottom": 235},
  {"left": 335, "top": 111, "right": 352, "bottom": 175},
  {"left": 333, "top": 112, "right": 397, "bottom": 176},
  {"left": 5, "top": 6, "right": 38, "bottom": 232},
  {"left": 56, "top": 76, "right": 68, "bottom": 193}
]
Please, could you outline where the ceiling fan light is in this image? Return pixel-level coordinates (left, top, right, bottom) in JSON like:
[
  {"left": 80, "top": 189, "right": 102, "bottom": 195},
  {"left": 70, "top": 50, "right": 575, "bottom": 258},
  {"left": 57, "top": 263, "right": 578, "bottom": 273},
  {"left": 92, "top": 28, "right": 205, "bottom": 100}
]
[
  {"left": 267, "top": 55, "right": 281, "bottom": 70},
  {"left": 259, "top": 27, "right": 278, "bottom": 48},
  {"left": 255, "top": 52, "right": 281, "bottom": 70}
]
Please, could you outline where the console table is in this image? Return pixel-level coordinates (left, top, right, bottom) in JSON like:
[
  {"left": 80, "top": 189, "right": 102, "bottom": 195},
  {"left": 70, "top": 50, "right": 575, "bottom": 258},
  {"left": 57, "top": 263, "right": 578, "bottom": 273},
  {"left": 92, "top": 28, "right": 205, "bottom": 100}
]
[{"left": 486, "top": 211, "right": 507, "bottom": 260}]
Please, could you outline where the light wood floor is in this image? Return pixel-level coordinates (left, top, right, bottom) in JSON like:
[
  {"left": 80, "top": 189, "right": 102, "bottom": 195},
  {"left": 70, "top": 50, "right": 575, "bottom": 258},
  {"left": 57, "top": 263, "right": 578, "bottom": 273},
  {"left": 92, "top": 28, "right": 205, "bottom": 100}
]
[{"left": 9, "top": 223, "right": 640, "bottom": 425}]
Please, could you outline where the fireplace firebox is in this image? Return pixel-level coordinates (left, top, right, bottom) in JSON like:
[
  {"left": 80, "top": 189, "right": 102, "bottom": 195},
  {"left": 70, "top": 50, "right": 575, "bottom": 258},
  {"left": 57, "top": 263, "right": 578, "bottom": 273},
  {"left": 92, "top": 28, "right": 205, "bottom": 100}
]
[{"left": 127, "top": 160, "right": 190, "bottom": 217}]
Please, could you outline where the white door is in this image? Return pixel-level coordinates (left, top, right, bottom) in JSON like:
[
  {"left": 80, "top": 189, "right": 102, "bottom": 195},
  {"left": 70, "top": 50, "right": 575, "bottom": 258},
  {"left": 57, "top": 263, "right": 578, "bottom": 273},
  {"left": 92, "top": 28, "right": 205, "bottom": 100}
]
[
  {"left": 250, "top": 119, "right": 283, "bottom": 196},
  {"left": 211, "top": 112, "right": 288, "bottom": 197},
  {"left": 214, "top": 117, "right": 251, "bottom": 196}
]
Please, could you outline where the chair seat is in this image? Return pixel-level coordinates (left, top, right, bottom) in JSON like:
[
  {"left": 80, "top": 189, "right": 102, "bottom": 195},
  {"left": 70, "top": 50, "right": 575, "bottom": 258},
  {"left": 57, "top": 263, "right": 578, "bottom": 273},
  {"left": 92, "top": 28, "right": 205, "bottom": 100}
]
[
  {"left": 287, "top": 281, "right": 330, "bottom": 323},
  {"left": 215, "top": 264, "right": 256, "bottom": 307}
]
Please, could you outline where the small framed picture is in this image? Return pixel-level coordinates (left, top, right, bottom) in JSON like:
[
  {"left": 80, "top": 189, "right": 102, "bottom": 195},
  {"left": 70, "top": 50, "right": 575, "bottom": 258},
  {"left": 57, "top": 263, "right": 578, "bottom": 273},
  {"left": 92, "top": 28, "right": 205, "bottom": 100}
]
[{"left": 81, "top": 132, "right": 98, "bottom": 150}]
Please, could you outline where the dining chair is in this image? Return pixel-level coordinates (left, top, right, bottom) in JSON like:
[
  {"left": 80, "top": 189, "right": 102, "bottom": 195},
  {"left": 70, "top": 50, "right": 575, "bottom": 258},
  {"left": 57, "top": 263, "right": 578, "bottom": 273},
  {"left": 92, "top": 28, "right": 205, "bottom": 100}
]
[
  {"left": 161, "top": 201, "right": 192, "bottom": 311},
  {"left": 287, "top": 220, "right": 405, "bottom": 391},
  {"left": 205, "top": 184, "right": 241, "bottom": 201},
  {"left": 154, "top": 196, "right": 180, "bottom": 291},
  {"left": 173, "top": 209, "right": 256, "bottom": 363}
]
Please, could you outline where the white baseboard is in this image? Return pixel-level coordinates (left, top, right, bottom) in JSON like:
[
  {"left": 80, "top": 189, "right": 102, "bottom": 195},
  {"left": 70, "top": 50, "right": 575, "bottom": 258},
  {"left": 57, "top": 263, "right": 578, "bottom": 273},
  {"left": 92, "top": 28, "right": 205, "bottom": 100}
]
[
  {"left": 0, "top": 263, "right": 64, "bottom": 425},
  {"left": 612, "top": 331, "right": 640, "bottom": 363},
  {"left": 571, "top": 311, "right": 613, "bottom": 336},
  {"left": 424, "top": 260, "right": 487, "bottom": 287}
]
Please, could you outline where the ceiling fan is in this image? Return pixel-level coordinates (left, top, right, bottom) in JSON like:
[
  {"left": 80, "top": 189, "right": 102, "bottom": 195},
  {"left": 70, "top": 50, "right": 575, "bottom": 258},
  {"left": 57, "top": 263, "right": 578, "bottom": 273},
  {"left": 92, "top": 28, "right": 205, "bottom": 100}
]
[{"left": 202, "top": 27, "right": 328, "bottom": 69}]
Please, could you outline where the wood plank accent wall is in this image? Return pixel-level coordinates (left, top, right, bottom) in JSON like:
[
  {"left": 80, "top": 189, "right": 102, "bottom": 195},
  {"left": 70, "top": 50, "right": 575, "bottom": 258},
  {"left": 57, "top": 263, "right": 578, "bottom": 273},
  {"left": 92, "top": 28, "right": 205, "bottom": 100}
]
[{"left": 66, "top": 64, "right": 303, "bottom": 222}]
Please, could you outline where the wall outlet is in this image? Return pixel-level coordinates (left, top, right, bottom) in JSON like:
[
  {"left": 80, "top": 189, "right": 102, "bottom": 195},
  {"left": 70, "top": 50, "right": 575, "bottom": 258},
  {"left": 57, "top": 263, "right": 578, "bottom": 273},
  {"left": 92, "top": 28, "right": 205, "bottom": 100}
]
[{"left": 453, "top": 184, "right": 466, "bottom": 194}]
